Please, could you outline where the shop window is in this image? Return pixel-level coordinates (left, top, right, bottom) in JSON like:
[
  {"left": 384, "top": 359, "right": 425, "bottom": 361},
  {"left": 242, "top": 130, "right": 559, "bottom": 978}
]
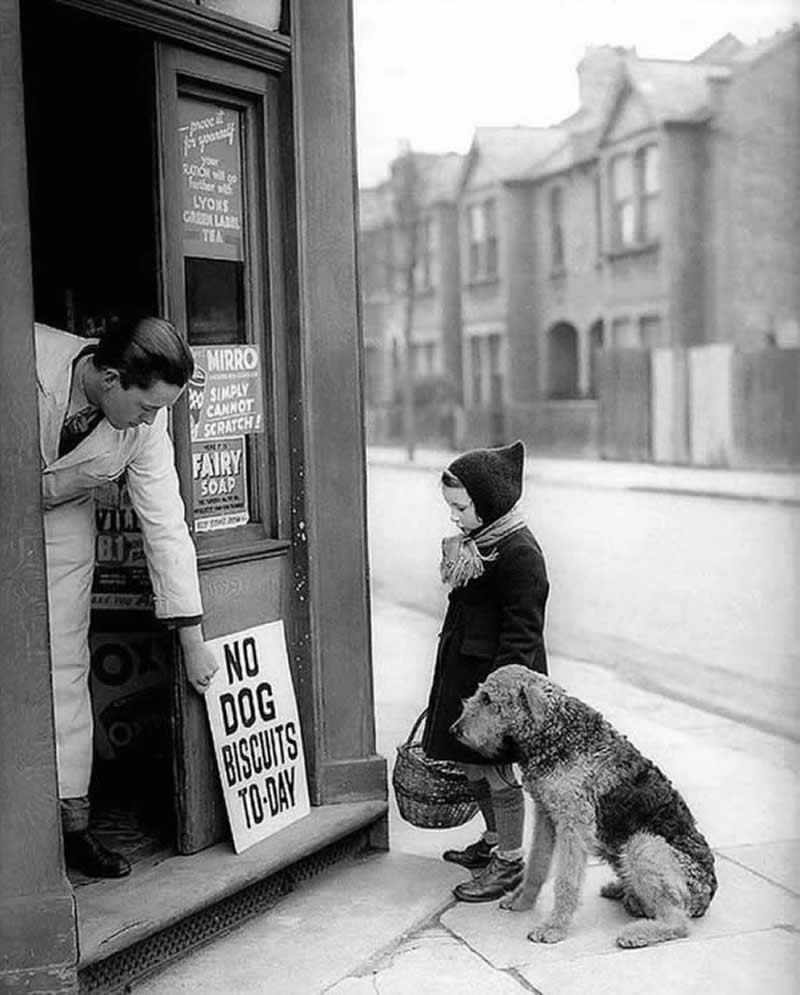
[
  {"left": 549, "top": 186, "right": 565, "bottom": 272},
  {"left": 174, "top": 94, "right": 274, "bottom": 539}
]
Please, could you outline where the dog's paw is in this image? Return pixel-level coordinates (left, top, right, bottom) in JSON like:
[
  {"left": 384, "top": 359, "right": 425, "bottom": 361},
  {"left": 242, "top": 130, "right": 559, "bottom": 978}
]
[
  {"left": 527, "top": 922, "right": 567, "bottom": 944},
  {"left": 600, "top": 880, "right": 625, "bottom": 900},
  {"left": 616, "top": 928, "right": 651, "bottom": 949},
  {"left": 500, "top": 887, "right": 535, "bottom": 912}
]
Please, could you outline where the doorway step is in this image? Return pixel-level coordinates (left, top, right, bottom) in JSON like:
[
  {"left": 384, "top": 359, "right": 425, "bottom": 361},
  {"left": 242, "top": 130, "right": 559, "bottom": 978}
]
[{"left": 76, "top": 800, "right": 387, "bottom": 993}]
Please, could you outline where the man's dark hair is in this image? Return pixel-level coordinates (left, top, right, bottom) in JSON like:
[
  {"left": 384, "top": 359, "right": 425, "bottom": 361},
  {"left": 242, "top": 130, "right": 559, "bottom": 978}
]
[{"left": 93, "top": 317, "right": 194, "bottom": 390}]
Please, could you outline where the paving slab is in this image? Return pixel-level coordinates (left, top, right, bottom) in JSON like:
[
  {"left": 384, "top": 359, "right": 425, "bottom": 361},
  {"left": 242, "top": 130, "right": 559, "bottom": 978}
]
[
  {"left": 131, "top": 852, "right": 463, "bottom": 995},
  {"left": 442, "top": 857, "right": 800, "bottom": 970},
  {"left": 328, "top": 930, "right": 528, "bottom": 994},
  {"left": 719, "top": 840, "right": 800, "bottom": 895},
  {"left": 518, "top": 929, "right": 800, "bottom": 995}
]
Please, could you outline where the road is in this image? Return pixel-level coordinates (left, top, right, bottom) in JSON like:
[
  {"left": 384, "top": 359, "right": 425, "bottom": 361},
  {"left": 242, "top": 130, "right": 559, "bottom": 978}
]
[{"left": 365, "top": 460, "right": 800, "bottom": 733}]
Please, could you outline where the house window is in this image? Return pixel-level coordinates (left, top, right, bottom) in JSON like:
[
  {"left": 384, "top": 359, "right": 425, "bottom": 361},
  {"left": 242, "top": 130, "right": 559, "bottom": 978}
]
[
  {"left": 639, "top": 314, "right": 665, "bottom": 348},
  {"left": 611, "top": 316, "right": 638, "bottom": 347},
  {"left": 412, "top": 341, "right": 436, "bottom": 377},
  {"left": 610, "top": 154, "right": 635, "bottom": 248},
  {"left": 608, "top": 144, "right": 661, "bottom": 252},
  {"left": 487, "top": 333, "right": 503, "bottom": 407},
  {"left": 468, "top": 333, "right": 504, "bottom": 408},
  {"left": 593, "top": 172, "right": 603, "bottom": 258},
  {"left": 466, "top": 199, "right": 498, "bottom": 281},
  {"left": 636, "top": 145, "right": 660, "bottom": 242},
  {"left": 484, "top": 200, "right": 498, "bottom": 277},
  {"left": 549, "top": 186, "right": 565, "bottom": 271},
  {"left": 416, "top": 216, "right": 434, "bottom": 291},
  {"left": 470, "top": 336, "right": 483, "bottom": 405}
]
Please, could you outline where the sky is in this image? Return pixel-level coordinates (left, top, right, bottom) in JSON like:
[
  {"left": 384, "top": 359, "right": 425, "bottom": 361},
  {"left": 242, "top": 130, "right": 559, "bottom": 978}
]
[{"left": 353, "top": 0, "right": 798, "bottom": 187}]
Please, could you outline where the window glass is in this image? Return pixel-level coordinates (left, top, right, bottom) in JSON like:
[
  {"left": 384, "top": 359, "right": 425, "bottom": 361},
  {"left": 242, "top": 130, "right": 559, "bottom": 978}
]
[
  {"left": 611, "top": 155, "right": 633, "bottom": 199},
  {"left": 642, "top": 145, "right": 659, "bottom": 194},
  {"left": 550, "top": 187, "right": 565, "bottom": 269},
  {"left": 484, "top": 200, "right": 498, "bottom": 277},
  {"left": 470, "top": 337, "right": 482, "bottom": 406},
  {"left": 178, "top": 96, "right": 266, "bottom": 534}
]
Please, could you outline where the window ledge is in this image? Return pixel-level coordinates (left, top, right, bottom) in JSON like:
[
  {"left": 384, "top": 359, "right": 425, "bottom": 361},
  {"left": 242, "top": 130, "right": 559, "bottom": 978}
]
[
  {"left": 464, "top": 274, "right": 500, "bottom": 289},
  {"left": 606, "top": 240, "right": 661, "bottom": 261},
  {"left": 197, "top": 529, "right": 291, "bottom": 569}
]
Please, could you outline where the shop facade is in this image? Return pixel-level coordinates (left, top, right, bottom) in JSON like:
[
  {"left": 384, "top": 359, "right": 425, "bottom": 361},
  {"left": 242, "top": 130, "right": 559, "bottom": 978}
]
[{"left": 0, "top": 1, "right": 386, "bottom": 991}]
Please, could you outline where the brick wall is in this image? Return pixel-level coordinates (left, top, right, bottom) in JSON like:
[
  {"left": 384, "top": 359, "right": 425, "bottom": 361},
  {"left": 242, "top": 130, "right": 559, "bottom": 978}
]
[{"left": 712, "top": 35, "right": 800, "bottom": 347}]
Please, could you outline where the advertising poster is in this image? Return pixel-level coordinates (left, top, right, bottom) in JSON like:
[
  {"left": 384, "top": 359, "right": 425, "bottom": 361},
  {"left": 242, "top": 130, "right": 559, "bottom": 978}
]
[
  {"left": 89, "top": 632, "right": 171, "bottom": 763},
  {"left": 92, "top": 479, "right": 153, "bottom": 612},
  {"left": 178, "top": 99, "right": 244, "bottom": 261},
  {"left": 192, "top": 436, "right": 249, "bottom": 533},
  {"left": 204, "top": 621, "right": 311, "bottom": 853},
  {"left": 189, "top": 344, "right": 264, "bottom": 442}
]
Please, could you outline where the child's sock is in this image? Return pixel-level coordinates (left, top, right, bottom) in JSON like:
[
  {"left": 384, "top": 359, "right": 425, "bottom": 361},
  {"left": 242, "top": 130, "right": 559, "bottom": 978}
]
[{"left": 490, "top": 783, "right": 524, "bottom": 861}]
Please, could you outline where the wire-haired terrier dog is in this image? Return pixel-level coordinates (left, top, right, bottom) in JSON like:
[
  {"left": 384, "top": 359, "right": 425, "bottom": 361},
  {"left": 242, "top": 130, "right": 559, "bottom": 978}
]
[{"left": 451, "top": 665, "right": 717, "bottom": 948}]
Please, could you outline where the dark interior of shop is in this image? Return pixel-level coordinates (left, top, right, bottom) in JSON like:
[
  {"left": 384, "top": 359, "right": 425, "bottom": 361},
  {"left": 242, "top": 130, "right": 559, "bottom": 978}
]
[{"left": 22, "top": 4, "right": 176, "bottom": 877}]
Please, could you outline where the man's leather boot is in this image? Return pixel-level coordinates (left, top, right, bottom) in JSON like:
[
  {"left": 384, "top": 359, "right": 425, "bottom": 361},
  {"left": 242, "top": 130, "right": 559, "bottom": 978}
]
[
  {"left": 452, "top": 853, "right": 523, "bottom": 902},
  {"left": 64, "top": 829, "right": 131, "bottom": 878}
]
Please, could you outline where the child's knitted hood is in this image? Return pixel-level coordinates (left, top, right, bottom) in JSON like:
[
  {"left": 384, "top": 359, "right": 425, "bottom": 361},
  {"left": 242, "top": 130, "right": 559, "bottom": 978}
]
[{"left": 447, "top": 440, "right": 525, "bottom": 525}]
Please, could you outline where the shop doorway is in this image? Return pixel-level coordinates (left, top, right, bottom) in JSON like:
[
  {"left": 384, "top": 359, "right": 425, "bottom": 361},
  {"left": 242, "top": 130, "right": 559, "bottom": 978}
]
[
  {"left": 22, "top": 6, "right": 177, "bottom": 873},
  {"left": 23, "top": 1, "right": 298, "bottom": 871}
]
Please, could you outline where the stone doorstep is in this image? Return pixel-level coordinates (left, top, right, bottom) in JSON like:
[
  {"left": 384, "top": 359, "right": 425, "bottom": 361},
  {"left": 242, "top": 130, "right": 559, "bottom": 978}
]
[
  {"left": 75, "top": 800, "right": 388, "bottom": 970},
  {"left": 129, "top": 849, "right": 467, "bottom": 994}
]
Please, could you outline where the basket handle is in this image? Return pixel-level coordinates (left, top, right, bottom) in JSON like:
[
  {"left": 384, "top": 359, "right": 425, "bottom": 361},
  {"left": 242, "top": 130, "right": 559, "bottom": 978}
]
[{"left": 405, "top": 709, "right": 428, "bottom": 746}]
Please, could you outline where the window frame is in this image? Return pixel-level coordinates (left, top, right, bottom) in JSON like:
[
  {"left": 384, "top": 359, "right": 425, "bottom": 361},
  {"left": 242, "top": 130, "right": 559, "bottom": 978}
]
[
  {"left": 607, "top": 141, "right": 661, "bottom": 254},
  {"left": 158, "top": 46, "right": 291, "bottom": 566},
  {"left": 465, "top": 197, "right": 499, "bottom": 283},
  {"left": 549, "top": 185, "right": 565, "bottom": 272}
]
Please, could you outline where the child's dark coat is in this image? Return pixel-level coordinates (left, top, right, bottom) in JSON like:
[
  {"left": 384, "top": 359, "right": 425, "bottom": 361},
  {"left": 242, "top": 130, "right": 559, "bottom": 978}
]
[{"left": 423, "top": 526, "right": 549, "bottom": 764}]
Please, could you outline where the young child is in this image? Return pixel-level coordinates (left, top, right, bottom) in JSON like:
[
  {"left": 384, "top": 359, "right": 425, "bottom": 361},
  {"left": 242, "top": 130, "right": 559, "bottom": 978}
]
[{"left": 422, "top": 440, "right": 549, "bottom": 902}]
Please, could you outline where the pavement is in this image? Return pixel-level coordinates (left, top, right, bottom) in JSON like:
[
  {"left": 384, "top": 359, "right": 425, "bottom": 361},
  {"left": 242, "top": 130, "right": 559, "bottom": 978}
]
[
  {"left": 367, "top": 445, "right": 800, "bottom": 506},
  {"left": 133, "top": 598, "right": 800, "bottom": 994}
]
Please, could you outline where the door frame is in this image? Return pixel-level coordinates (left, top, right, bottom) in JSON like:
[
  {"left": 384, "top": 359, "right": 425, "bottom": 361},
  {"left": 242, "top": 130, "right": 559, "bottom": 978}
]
[{"left": 156, "top": 42, "right": 303, "bottom": 852}]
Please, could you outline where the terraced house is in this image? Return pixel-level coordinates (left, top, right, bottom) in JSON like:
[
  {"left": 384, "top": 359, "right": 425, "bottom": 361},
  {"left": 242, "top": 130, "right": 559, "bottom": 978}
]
[{"left": 361, "top": 28, "right": 800, "bottom": 468}]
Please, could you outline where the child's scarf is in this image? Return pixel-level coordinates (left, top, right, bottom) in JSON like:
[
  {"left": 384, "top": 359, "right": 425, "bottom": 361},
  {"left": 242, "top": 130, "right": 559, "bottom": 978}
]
[{"left": 440, "top": 506, "right": 527, "bottom": 590}]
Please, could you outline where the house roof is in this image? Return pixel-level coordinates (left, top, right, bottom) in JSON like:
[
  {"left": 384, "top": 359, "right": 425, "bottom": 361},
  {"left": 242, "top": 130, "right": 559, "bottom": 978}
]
[
  {"left": 621, "top": 58, "right": 731, "bottom": 125},
  {"left": 414, "top": 152, "right": 465, "bottom": 203},
  {"left": 462, "top": 125, "right": 568, "bottom": 188},
  {"left": 728, "top": 23, "right": 799, "bottom": 65},
  {"left": 358, "top": 151, "right": 465, "bottom": 230},
  {"left": 692, "top": 33, "right": 746, "bottom": 64}
]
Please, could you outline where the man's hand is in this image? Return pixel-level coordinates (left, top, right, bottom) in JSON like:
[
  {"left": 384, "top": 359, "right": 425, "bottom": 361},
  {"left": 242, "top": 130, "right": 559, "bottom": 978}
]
[{"left": 178, "top": 625, "right": 219, "bottom": 695}]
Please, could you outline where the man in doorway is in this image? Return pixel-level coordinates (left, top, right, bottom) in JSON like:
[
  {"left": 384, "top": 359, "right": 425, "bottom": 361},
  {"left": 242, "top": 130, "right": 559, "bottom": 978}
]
[{"left": 35, "top": 316, "right": 218, "bottom": 878}]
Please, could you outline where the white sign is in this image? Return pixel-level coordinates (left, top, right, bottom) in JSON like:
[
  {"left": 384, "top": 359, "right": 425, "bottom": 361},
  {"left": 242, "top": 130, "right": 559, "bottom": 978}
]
[{"left": 204, "top": 621, "right": 310, "bottom": 853}]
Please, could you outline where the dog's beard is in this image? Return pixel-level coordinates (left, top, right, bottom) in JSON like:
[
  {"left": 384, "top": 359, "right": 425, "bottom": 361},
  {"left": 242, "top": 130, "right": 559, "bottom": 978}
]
[{"left": 455, "top": 727, "right": 517, "bottom": 764}]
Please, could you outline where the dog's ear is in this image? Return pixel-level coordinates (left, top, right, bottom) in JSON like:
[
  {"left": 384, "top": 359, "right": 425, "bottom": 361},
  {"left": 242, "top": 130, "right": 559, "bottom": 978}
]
[{"left": 519, "top": 682, "right": 547, "bottom": 725}]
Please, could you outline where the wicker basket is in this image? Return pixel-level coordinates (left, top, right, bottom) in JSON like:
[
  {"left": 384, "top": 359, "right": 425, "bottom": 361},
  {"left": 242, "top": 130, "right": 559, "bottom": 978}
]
[{"left": 392, "top": 710, "right": 479, "bottom": 829}]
